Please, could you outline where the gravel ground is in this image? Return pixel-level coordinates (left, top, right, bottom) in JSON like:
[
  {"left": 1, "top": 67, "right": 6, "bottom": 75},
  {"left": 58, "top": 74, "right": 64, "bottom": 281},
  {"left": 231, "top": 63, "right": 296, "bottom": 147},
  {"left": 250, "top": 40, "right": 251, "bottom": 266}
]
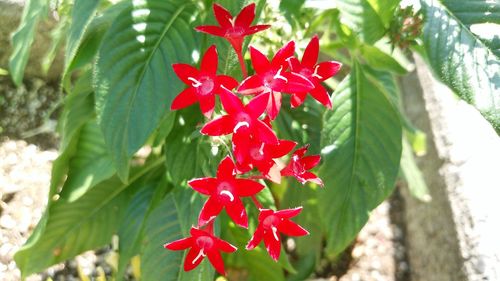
[{"left": 0, "top": 138, "right": 410, "bottom": 281}]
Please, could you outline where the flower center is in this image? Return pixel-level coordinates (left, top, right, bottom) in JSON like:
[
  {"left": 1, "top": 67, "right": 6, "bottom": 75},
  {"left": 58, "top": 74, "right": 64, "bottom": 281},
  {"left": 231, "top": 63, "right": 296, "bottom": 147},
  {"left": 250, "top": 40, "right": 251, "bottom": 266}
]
[
  {"left": 262, "top": 214, "right": 280, "bottom": 229},
  {"left": 196, "top": 235, "right": 215, "bottom": 251},
  {"left": 249, "top": 143, "right": 265, "bottom": 161},
  {"left": 226, "top": 26, "right": 245, "bottom": 38},
  {"left": 188, "top": 76, "right": 215, "bottom": 96},
  {"left": 291, "top": 155, "right": 305, "bottom": 175},
  {"left": 299, "top": 68, "right": 313, "bottom": 79},
  {"left": 233, "top": 112, "right": 252, "bottom": 133},
  {"left": 217, "top": 181, "right": 235, "bottom": 203}
]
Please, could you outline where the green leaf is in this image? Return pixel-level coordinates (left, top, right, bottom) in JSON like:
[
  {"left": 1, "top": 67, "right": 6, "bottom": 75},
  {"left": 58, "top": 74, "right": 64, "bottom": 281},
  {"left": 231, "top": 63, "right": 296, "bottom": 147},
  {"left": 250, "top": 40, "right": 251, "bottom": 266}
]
[
  {"left": 64, "top": 0, "right": 100, "bottom": 75},
  {"left": 9, "top": 0, "right": 48, "bottom": 86},
  {"left": 94, "top": 0, "right": 200, "bottom": 180},
  {"left": 14, "top": 176, "right": 132, "bottom": 277},
  {"left": 359, "top": 40, "right": 413, "bottom": 74},
  {"left": 420, "top": 0, "right": 500, "bottom": 130},
  {"left": 335, "top": 0, "right": 386, "bottom": 44},
  {"left": 58, "top": 120, "right": 115, "bottom": 202},
  {"left": 319, "top": 61, "right": 402, "bottom": 257},
  {"left": 400, "top": 138, "right": 431, "bottom": 202},
  {"left": 141, "top": 189, "right": 214, "bottom": 281},
  {"left": 366, "top": 0, "right": 400, "bottom": 26}
]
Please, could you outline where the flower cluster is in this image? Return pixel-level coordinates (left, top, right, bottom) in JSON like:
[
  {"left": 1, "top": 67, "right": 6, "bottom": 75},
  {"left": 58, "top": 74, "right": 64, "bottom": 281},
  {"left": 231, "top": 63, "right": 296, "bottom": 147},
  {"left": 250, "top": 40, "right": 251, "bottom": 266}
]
[{"left": 164, "top": 3, "right": 341, "bottom": 276}]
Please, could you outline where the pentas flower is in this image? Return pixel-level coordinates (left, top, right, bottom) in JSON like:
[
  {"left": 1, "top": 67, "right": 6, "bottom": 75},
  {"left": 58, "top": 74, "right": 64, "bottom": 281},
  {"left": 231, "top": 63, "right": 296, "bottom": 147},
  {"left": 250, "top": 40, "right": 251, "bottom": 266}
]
[
  {"left": 189, "top": 156, "right": 265, "bottom": 228},
  {"left": 281, "top": 145, "right": 323, "bottom": 186},
  {"left": 195, "top": 3, "right": 270, "bottom": 55},
  {"left": 171, "top": 45, "right": 238, "bottom": 118},
  {"left": 238, "top": 41, "right": 314, "bottom": 119},
  {"left": 233, "top": 137, "right": 297, "bottom": 183},
  {"left": 164, "top": 226, "right": 237, "bottom": 275},
  {"left": 201, "top": 87, "right": 278, "bottom": 145},
  {"left": 287, "top": 35, "right": 342, "bottom": 109},
  {"left": 246, "top": 207, "right": 308, "bottom": 261}
]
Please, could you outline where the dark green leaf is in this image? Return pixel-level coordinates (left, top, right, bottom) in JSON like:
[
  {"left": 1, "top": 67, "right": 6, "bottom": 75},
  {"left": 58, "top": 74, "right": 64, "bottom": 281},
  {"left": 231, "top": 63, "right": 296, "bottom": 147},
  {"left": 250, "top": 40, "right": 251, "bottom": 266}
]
[
  {"left": 319, "top": 61, "right": 402, "bottom": 257},
  {"left": 9, "top": 0, "right": 48, "bottom": 86},
  {"left": 335, "top": 0, "right": 386, "bottom": 44},
  {"left": 420, "top": 0, "right": 500, "bottom": 130},
  {"left": 141, "top": 189, "right": 214, "bottom": 281},
  {"left": 94, "top": 0, "right": 200, "bottom": 180}
]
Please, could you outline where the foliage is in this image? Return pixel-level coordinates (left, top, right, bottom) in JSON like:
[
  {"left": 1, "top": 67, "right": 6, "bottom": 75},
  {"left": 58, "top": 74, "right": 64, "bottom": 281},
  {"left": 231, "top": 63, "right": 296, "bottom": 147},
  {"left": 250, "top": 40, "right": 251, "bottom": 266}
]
[{"left": 8, "top": 0, "right": 499, "bottom": 280}]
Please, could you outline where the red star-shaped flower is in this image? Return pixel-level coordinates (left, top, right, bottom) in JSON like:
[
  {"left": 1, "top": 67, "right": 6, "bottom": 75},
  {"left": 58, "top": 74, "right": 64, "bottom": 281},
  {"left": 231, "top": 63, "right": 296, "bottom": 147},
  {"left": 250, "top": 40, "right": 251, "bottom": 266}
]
[
  {"left": 246, "top": 207, "right": 309, "bottom": 261},
  {"left": 195, "top": 3, "right": 270, "bottom": 54},
  {"left": 164, "top": 226, "right": 237, "bottom": 275},
  {"left": 281, "top": 145, "right": 323, "bottom": 186},
  {"left": 171, "top": 45, "right": 238, "bottom": 117},
  {"left": 238, "top": 41, "right": 314, "bottom": 119},
  {"left": 287, "top": 35, "right": 342, "bottom": 109},
  {"left": 233, "top": 137, "right": 297, "bottom": 183},
  {"left": 200, "top": 87, "right": 278, "bottom": 145},
  {"left": 189, "top": 156, "right": 265, "bottom": 228}
]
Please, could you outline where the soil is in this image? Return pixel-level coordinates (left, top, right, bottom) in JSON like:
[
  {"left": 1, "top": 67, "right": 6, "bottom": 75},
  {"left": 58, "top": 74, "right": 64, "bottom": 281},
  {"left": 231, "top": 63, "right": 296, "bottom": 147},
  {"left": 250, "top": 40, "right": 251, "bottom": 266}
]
[{"left": 0, "top": 137, "right": 411, "bottom": 281}]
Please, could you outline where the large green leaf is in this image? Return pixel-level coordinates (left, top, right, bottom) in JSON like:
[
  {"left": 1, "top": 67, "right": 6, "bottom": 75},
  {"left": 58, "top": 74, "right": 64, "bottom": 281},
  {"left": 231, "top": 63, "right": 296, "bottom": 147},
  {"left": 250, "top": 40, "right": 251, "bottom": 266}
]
[
  {"left": 94, "top": 0, "right": 200, "bottom": 180},
  {"left": 14, "top": 176, "right": 132, "bottom": 277},
  {"left": 420, "top": 0, "right": 500, "bottom": 130},
  {"left": 319, "top": 61, "right": 402, "bottom": 257},
  {"left": 334, "top": 0, "right": 387, "bottom": 44},
  {"left": 141, "top": 189, "right": 214, "bottom": 281},
  {"left": 64, "top": 0, "right": 100, "bottom": 75},
  {"left": 9, "top": 0, "right": 48, "bottom": 86}
]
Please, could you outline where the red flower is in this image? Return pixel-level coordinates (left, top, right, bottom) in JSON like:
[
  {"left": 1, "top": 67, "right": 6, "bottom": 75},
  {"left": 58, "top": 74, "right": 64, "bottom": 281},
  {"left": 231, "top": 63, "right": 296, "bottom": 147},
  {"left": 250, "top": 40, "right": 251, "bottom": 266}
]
[
  {"left": 233, "top": 137, "right": 297, "bottom": 183},
  {"left": 246, "top": 207, "right": 308, "bottom": 261},
  {"left": 281, "top": 145, "right": 323, "bottom": 186},
  {"left": 171, "top": 45, "right": 238, "bottom": 118},
  {"left": 195, "top": 3, "right": 270, "bottom": 54},
  {"left": 238, "top": 41, "right": 314, "bottom": 119},
  {"left": 200, "top": 87, "right": 278, "bottom": 145},
  {"left": 164, "top": 226, "right": 237, "bottom": 275},
  {"left": 288, "top": 35, "right": 342, "bottom": 109},
  {"left": 189, "top": 156, "right": 265, "bottom": 228}
]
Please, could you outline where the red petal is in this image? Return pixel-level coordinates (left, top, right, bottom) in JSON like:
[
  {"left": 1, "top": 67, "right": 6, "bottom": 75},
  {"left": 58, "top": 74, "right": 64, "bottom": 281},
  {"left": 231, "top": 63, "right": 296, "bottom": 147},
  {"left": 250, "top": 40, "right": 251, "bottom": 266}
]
[
  {"left": 200, "top": 115, "right": 234, "bottom": 136},
  {"left": 266, "top": 91, "right": 282, "bottom": 120},
  {"left": 219, "top": 87, "right": 244, "bottom": 114},
  {"left": 235, "top": 3, "right": 255, "bottom": 27},
  {"left": 201, "top": 45, "right": 218, "bottom": 74},
  {"left": 287, "top": 57, "right": 302, "bottom": 72},
  {"left": 188, "top": 177, "right": 217, "bottom": 195},
  {"left": 301, "top": 155, "right": 321, "bottom": 170},
  {"left": 293, "top": 145, "right": 309, "bottom": 158},
  {"left": 316, "top": 61, "right": 342, "bottom": 81},
  {"left": 172, "top": 63, "right": 200, "bottom": 84},
  {"left": 232, "top": 133, "right": 250, "bottom": 165},
  {"left": 207, "top": 249, "right": 226, "bottom": 275},
  {"left": 184, "top": 247, "right": 204, "bottom": 271},
  {"left": 301, "top": 171, "right": 324, "bottom": 186},
  {"left": 171, "top": 87, "right": 197, "bottom": 110},
  {"left": 190, "top": 227, "right": 209, "bottom": 238},
  {"left": 263, "top": 231, "right": 281, "bottom": 261},
  {"left": 244, "top": 24, "right": 271, "bottom": 36},
  {"left": 254, "top": 119, "right": 278, "bottom": 144},
  {"left": 270, "top": 140, "right": 297, "bottom": 158},
  {"left": 275, "top": 207, "right": 303, "bottom": 219},
  {"left": 238, "top": 74, "right": 265, "bottom": 95},
  {"left": 246, "top": 225, "right": 264, "bottom": 250},
  {"left": 225, "top": 196, "right": 248, "bottom": 228},
  {"left": 246, "top": 92, "right": 269, "bottom": 118},
  {"left": 198, "top": 94, "right": 216, "bottom": 118},
  {"left": 195, "top": 25, "right": 225, "bottom": 37},
  {"left": 249, "top": 46, "right": 271, "bottom": 74},
  {"left": 309, "top": 85, "right": 332, "bottom": 109},
  {"left": 258, "top": 209, "right": 275, "bottom": 221},
  {"left": 217, "top": 156, "right": 235, "bottom": 179},
  {"left": 290, "top": 92, "right": 307, "bottom": 108},
  {"left": 164, "top": 237, "right": 193, "bottom": 250},
  {"left": 278, "top": 219, "right": 309, "bottom": 236},
  {"left": 235, "top": 179, "right": 264, "bottom": 196},
  {"left": 271, "top": 41, "right": 295, "bottom": 67},
  {"left": 215, "top": 238, "right": 238, "bottom": 253},
  {"left": 302, "top": 35, "right": 319, "bottom": 68},
  {"left": 199, "top": 197, "right": 224, "bottom": 226},
  {"left": 213, "top": 3, "right": 233, "bottom": 28},
  {"left": 217, "top": 75, "right": 239, "bottom": 91},
  {"left": 282, "top": 72, "right": 314, "bottom": 93}
]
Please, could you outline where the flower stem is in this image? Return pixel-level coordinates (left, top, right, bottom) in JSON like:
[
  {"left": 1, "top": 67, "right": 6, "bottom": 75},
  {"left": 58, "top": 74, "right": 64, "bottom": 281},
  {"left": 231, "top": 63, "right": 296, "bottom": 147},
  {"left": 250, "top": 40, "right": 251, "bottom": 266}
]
[
  {"left": 236, "top": 50, "right": 248, "bottom": 78},
  {"left": 251, "top": 195, "right": 263, "bottom": 209}
]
